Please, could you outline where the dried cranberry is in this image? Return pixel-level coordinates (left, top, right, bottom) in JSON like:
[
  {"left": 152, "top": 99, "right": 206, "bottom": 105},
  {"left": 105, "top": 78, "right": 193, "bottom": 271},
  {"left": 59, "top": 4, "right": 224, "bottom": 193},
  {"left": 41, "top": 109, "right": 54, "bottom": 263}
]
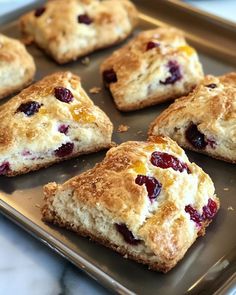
[
  {"left": 78, "top": 14, "right": 93, "bottom": 25},
  {"left": 185, "top": 123, "right": 207, "bottom": 149},
  {"left": 207, "top": 138, "right": 216, "bottom": 149},
  {"left": 54, "top": 87, "right": 73, "bottom": 103},
  {"left": 103, "top": 69, "right": 117, "bottom": 84},
  {"left": 151, "top": 151, "right": 190, "bottom": 173},
  {"left": 54, "top": 142, "right": 74, "bottom": 157},
  {"left": 115, "top": 223, "right": 141, "bottom": 245},
  {"left": 160, "top": 60, "right": 182, "bottom": 85},
  {"left": 185, "top": 205, "right": 202, "bottom": 226},
  {"left": 17, "top": 101, "right": 41, "bottom": 116},
  {"left": 202, "top": 198, "right": 217, "bottom": 220},
  {"left": 206, "top": 83, "right": 217, "bottom": 89},
  {"left": 0, "top": 162, "right": 10, "bottom": 175},
  {"left": 34, "top": 7, "right": 46, "bottom": 17},
  {"left": 135, "top": 175, "right": 162, "bottom": 201},
  {"left": 146, "top": 41, "right": 160, "bottom": 51},
  {"left": 58, "top": 125, "right": 69, "bottom": 135}
]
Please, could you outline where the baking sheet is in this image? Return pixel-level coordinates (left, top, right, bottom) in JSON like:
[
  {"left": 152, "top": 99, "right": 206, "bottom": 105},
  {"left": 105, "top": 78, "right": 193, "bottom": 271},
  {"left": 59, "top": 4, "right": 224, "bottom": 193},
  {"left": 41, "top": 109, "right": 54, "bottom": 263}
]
[{"left": 0, "top": 1, "right": 236, "bottom": 294}]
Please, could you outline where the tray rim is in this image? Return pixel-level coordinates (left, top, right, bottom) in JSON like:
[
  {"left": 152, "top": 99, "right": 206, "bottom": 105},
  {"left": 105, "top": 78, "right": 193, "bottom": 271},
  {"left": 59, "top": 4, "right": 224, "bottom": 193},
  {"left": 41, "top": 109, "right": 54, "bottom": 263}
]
[{"left": 0, "top": 1, "right": 235, "bottom": 294}]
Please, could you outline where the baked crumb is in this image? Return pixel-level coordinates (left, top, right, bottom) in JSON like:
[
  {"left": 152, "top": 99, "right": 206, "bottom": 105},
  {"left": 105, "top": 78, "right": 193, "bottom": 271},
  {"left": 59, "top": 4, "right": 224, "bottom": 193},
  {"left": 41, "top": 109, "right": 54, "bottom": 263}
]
[
  {"left": 81, "top": 57, "right": 90, "bottom": 66},
  {"left": 89, "top": 86, "right": 101, "bottom": 94},
  {"left": 137, "top": 130, "right": 143, "bottom": 135},
  {"left": 35, "top": 203, "right": 40, "bottom": 208},
  {"left": 117, "top": 124, "right": 129, "bottom": 133},
  {"left": 228, "top": 206, "right": 234, "bottom": 211},
  {"left": 223, "top": 187, "right": 229, "bottom": 191}
]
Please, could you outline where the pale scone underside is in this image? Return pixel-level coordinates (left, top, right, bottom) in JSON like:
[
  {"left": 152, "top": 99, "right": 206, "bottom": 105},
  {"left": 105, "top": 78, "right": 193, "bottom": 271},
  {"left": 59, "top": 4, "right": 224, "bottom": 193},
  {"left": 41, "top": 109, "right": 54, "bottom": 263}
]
[{"left": 42, "top": 137, "right": 219, "bottom": 272}]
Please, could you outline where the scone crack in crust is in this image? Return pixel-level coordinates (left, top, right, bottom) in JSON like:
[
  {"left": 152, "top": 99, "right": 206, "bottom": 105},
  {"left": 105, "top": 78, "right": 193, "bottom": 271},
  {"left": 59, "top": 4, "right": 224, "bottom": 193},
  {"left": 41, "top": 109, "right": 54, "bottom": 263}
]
[
  {"left": 0, "top": 34, "right": 35, "bottom": 99},
  {"left": 100, "top": 27, "right": 204, "bottom": 111},
  {"left": 20, "top": 0, "right": 138, "bottom": 64},
  {"left": 149, "top": 73, "right": 236, "bottom": 163},
  {"left": 0, "top": 71, "right": 113, "bottom": 176},
  {"left": 42, "top": 136, "right": 220, "bottom": 272}
]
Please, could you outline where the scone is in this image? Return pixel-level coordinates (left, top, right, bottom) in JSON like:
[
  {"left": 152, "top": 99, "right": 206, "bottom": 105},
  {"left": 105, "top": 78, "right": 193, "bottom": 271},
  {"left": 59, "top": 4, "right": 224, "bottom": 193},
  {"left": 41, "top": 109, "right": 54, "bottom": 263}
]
[
  {"left": 20, "top": 0, "right": 138, "bottom": 64},
  {"left": 100, "top": 27, "right": 204, "bottom": 111},
  {"left": 0, "top": 34, "right": 35, "bottom": 99},
  {"left": 0, "top": 71, "right": 113, "bottom": 176},
  {"left": 149, "top": 73, "right": 236, "bottom": 163},
  {"left": 42, "top": 136, "right": 220, "bottom": 272}
]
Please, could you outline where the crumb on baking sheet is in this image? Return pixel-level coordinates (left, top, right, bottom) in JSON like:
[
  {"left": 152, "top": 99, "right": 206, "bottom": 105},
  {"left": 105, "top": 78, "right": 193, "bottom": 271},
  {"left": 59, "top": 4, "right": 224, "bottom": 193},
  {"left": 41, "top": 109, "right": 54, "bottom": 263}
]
[
  {"left": 227, "top": 206, "right": 234, "bottom": 211},
  {"left": 224, "top": 187, "right": 229, "bottom": 191},
  {"left": 137, "top": 130, "right": 143, "bottom": 135},
  {"left": 89, "top": 86, "right": 101, "bottom": 94},
  {"left": 35, "top": 203, "right": 40, "bottom": 208},
  {"left": 117, "top": 124, "right": 129, "bottom": 133},
  {"left": 81, "top": 56, "right": 90, "bottom": 65}
]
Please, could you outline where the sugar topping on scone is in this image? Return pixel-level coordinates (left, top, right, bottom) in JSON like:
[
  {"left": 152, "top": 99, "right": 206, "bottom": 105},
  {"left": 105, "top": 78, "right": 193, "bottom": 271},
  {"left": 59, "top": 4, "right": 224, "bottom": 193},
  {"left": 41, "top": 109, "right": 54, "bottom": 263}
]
[
  {"left": 20, "top": 0, "right": 138, "bottom": 64},
  {"left": 149, "top": 73, "right": 236, "bottom": 163},
  {"left": 100, "top": 27, "right": 204, "bottom": 111},
  {"left": 0, "top": 34, "right": 35, "bottom": 99},
  {"left": 0, "top": 71, "right": 113, "bottom": 176},
  {"left": 42, "top": 136, "right": 219, "bottom": 272}
]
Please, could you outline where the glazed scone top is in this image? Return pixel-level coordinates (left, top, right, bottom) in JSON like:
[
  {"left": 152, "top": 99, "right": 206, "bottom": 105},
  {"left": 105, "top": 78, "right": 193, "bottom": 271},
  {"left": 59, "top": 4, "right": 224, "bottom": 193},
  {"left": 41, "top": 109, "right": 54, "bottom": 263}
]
[
  {"left": 20, "top": 0, "right": 138, "bottom": 63},
  {"left": 100, "top": 27, "right": 203, "bottom": 109},
  {"left": 0, "top": 71, "right": 112, "bottom": 157},
  {"left": 150, "top": 73, "right": 236, "bottom": 148},
  {"left": 46, "top": 136, "right": 216, "bottom": 233}
]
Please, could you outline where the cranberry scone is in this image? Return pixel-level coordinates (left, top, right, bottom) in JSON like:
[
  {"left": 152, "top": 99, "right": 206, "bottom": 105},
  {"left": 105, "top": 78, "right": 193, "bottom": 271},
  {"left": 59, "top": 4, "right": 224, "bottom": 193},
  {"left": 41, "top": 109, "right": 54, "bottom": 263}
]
[
  {"left": 149, "top": 73, "right": 236, "bottom": 163},
  {"left": 0, "top": 34, "right": 35, "bottom": 99},
  {"left": 42, "top": 136, "right": 219, "bottom": 272},
  {"left": 20, "top": 0, "right": 138, "bottom": 64},
  {"left": 100, "top": 27, "right": 203, "bottom": 111},
  {"left": 0, "top": 71, "right": 113, "bottom": 176}
]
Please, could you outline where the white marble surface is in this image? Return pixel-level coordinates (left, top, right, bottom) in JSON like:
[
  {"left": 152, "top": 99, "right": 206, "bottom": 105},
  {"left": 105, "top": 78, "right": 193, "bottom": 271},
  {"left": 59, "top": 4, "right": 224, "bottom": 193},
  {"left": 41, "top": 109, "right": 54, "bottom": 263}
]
[{"left": 0, "top": 1, "right": 235, "bottom": 295}]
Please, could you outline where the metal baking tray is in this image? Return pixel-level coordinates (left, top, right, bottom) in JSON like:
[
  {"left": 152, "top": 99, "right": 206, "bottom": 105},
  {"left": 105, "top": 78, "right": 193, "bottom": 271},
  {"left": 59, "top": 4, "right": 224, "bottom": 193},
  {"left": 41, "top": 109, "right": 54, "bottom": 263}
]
[{"left": 0, "top": 1, "right": 235, "bottom": 294}]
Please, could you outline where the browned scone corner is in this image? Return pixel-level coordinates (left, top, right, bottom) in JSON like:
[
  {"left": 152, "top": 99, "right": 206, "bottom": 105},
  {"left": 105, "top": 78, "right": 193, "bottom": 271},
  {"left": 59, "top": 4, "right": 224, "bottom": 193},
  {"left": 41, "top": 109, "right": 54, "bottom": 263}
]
[
  {"left": 0, "top": 71, "right": 113, "bottom": 177},
  {"left": 100, "top": 27, "right": 203, "bottom": 111},
  {"left": 20, "top": 0, "right": 138, "bottom": 64},
  {"left": 0, "top": 33, "right": 35, "bottom": 99},
  {"left": 149, "top": 73, "right": 236, "bottom": 163},
  {"left": 42, "top": 136, "right": 220, "bottom": 272}
]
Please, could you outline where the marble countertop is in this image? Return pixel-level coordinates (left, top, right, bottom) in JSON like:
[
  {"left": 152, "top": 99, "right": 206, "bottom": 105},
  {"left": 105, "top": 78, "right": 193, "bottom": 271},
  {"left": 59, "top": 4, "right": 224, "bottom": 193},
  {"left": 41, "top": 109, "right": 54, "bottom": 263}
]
[{"left": 0, "top": 1, "right": 235, "bottom": 295}]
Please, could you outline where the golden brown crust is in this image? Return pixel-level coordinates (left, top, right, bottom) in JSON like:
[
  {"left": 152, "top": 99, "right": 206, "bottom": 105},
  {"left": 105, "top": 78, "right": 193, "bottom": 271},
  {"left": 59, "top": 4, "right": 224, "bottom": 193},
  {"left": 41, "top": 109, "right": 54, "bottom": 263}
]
[
  {"left": 20, "top": 0, "right": 138, "bottom": 64},
  {"left": 0, "top": 34, "right": 35, "bottom": 99},
  {"left": 0, "top": 71, "right": 113, "bottom": 176},
  {"left": 149, "top": 73, "right": 236, "bottom": 163},
  {"left": 100, "top": 27, "right": 203, "bottom": 111},
  {"left": 42, "top": 137, "right": 220, "bottom": 272}
]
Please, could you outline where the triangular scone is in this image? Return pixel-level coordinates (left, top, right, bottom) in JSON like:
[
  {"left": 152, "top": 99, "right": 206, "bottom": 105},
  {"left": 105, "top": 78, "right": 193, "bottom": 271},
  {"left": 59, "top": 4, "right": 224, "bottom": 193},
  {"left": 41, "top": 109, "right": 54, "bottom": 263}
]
[
  {"left": 0, "top": 34, "right": 35, "bottom": 99},
  {"left": 20, "top": 0, "right": 138, "bottom": 64},
  {"left": 0, "top": 72, "right": 113, "bottom": 176},
  {"left": 149, "top": 73, "right": 236, "bottom": 163},
  {"left": 42, "top": 136, "right": 219, "bottom": 272},
  {"left": 100, "top": 27, "right": 204, "bottom": 111}
]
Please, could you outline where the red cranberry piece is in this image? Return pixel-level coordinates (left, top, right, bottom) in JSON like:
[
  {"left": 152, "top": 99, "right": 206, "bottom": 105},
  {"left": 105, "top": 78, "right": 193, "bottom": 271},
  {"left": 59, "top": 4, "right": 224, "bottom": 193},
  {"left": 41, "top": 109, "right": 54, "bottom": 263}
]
[
  {"left": 160, "top": 60, "right": 182, "bottom": 85},
  {"left": 17, "top": 101, "right": 41, "bottom": 116},
  {"left": 185, "top": 123, "right": 207, "bottom": 149},
  {"left": 54, "top": 142, "right": 74, "bottom": 157},
  {"left": 185, "top": 205, "right": 202, "bottom": 226},
  {"left": 207, "top": 138, "right": 216, "bottom": 149},
  {"left": 103, "top": 69, "right": 117, "bottom": 84},
  {"left": 206, "top": 83, "right": 217, "bottom": 89},
  {"left": 78, "top": 14, "right": 93, "bottom": 25},
  {"left": 58, "top": 125, "right": 69, "bottom": 135},
  {"left": 115, "top": 223, "right": 141, "bottom": 245},
  {"left": 146, "top": 41, "right": 160, "bottom": 51},
  {"left": 135, "top": 175, "right": 162, "bottom": 201},
  {"left": 202, "top": 198, "right": 217, "bottom": 220},
  {"left": 54, "top": 87, "right": 73, "bottom": 103},
  {"left": 151, "top": 151, "right": 190, "bottom": 173},
  {"left": 0, "top": 162, "right": 10, "bottom": 175},
  {"left": 34, "top": 7, "right": 46, "bottom": 17}
]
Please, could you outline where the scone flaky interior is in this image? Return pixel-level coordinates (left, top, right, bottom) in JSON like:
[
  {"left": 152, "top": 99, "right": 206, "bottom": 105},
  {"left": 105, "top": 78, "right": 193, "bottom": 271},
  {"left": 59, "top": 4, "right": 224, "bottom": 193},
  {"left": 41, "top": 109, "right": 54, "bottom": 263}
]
[
  {"left": 149, "top": 73, "right": 236, "bottom": 163},
  {"left": 20, "top": 0, "right": 138, "bottom": 64},
  {"left": 100, "top": 27, "right": 203, "bottom": 111},
  {"left": 0, "top": 34, "right": 35, "bottom": 99},
  {"left": 42, "top": 136, "right": 219, "bottom": 272},
  {"left": 0, "top": 71, "right": 113, "bottom": 176}
]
